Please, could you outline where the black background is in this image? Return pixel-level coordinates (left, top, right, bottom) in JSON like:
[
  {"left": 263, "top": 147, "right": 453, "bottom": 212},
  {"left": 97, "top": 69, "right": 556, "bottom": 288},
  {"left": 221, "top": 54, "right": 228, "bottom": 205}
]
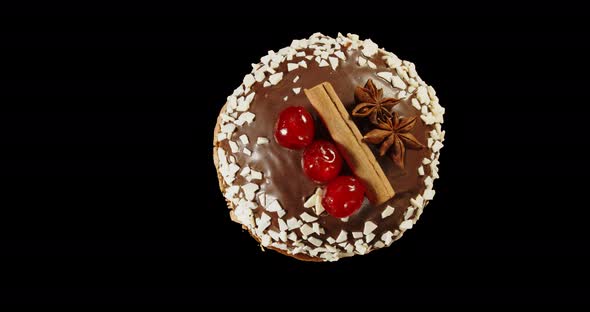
[{"left": 1, "top": 8, "right": 590, "bottom": 304}]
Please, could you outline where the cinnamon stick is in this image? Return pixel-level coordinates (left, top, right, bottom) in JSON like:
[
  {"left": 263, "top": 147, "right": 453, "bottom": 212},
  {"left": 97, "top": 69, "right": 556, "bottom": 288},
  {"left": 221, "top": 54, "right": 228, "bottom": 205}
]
[{"left": 305, "top": 82, "right": 395, "bottom": 205}]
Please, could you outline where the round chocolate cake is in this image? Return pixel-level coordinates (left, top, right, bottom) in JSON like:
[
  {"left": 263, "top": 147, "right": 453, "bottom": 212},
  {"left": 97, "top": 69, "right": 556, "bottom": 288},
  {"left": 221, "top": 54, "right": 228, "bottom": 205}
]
[{"left": 213, "top": 33, "right": 445, "bottom": 261}]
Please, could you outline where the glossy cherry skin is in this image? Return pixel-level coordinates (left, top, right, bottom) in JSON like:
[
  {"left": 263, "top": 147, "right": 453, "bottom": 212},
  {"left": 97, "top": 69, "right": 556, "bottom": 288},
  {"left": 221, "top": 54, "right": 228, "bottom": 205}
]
[
  {"left": 322, "top": 176, "right": 366, "bottom": 218},
  {"left": 274, "top": 106, "right": 315, "bottom": 149},
  {"left": 302, "top": 140, "right": 343, "bottom": 183}
]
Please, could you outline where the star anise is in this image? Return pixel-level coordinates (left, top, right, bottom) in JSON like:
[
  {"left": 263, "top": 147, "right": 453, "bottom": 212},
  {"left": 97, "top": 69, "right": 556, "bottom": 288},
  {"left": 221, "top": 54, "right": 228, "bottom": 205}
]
[
  {"left": 352, "top": 79, "right": 401, "bottom": 125},
  {"left": 363, "top": 111, "right": 425, "bottom": 169}
]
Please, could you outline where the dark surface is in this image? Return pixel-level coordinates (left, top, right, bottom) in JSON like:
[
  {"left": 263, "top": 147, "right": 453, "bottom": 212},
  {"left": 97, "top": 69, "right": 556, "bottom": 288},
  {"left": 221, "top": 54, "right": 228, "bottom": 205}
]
[{"left": 1, "top": 12, "right": 589, "bottom": 304}]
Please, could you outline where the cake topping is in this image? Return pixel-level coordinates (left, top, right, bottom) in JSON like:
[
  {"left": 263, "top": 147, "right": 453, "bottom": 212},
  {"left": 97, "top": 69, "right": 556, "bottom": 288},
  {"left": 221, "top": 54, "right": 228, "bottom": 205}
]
[
  {"left": 336, "top": 230, "right": 348, "bottom": 243},
  {"left": 274, "top": 106, "right": 315, "bottom": 149},
  {"left": 313, "top": 187, "right": 325, "bottom": 215},
  {"left": 300, "top": 224, "right": 314, "bottom": 236},
  {"left": 239, "top": 134, "right": 249, "bottom": 145},
  {"left": 381, "top": 205, "right": 395, "bottom": 219},
  {"left": 363, "top": 221, "right": 378, "bottom": 235},
  {"left": 304, "top": 82, "right": 395, "bottom": 205},
  {"left": 322, "top": 176, "right": 366, "bottom": 218},
  {"left": 308, "top": 237, "right": 323, "bottom": 247},
  {"left": 300, "top": 212, "right": 318, "bottom": 223},
  {"left": 228, "top": 141, "right": 238, "bottom": 153},
  {"left": 304, "top": 193, "right": 317, "bottom": 208},
  {"left": 361, "top": 39, "right": 378, "bottom": 57},
  {"left": 328, "top": 56, "right": 339, "bottom": 70},
  {"left": 302, "top": 140, "right": 343, "bottom": 183},
  {"left": 266, "top": 200, "right": 283, "bottom": 212},
  {"left": 352, "top": 79, "right": 401, "bottom": 125},
  {"left": 363, "top": 111, "right": 425, "bottom": 169},
  {"left": 287, "top": 217, "right": 302, "bottom": 230},
  {"left": 381, "top": 231, "right": 394, "bottom": 245},
  {"left": 399, "top": 220, "right": 413, "bottom": 230},
  {"left": 256, "top": 137, "right": 269, "bottom": 145},
  {"left": 268, "top": 72, "right": 283, "bottom": 85}
]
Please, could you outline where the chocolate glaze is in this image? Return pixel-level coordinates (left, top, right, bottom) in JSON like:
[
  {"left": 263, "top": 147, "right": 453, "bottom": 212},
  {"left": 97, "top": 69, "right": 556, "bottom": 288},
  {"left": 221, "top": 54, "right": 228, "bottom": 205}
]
[{"left": 218, "top": 48, "right": 433, "bottom": 258}]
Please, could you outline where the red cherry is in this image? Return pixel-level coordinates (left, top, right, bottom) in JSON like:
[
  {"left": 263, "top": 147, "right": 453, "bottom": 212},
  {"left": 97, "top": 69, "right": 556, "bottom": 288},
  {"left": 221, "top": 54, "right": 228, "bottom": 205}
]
[
  {"left": 302, "top": 140, "right": 343, "bottom": 183},
  {"left": 274, "top": 106, "right": 315, "bottom": 149},
  {"left": 322, "top": 176, "right": 366, "bottom": 218}
]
